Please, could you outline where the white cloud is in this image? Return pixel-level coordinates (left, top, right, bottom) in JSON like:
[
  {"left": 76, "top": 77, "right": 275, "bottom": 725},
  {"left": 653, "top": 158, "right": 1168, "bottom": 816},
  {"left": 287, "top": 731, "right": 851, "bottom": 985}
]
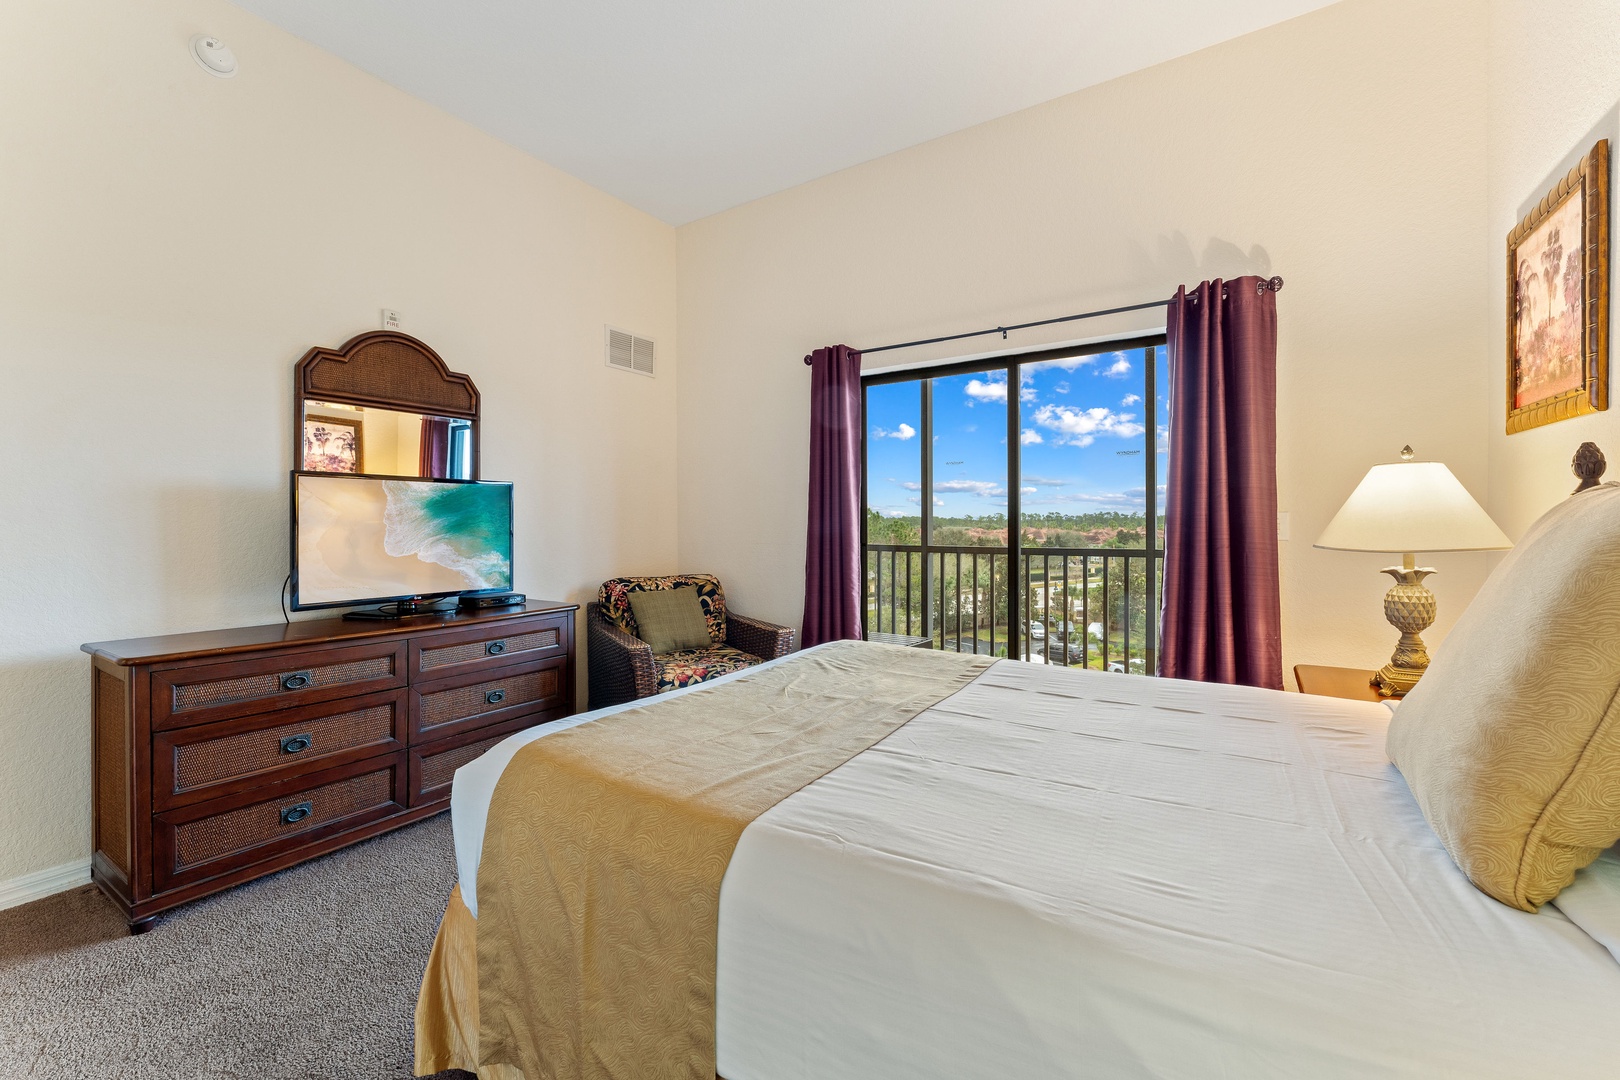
[
  {"left": 872, "top": 422, "right": 916, "bottom": 440},
  {"left": 964, "top": 374, "right": 1034, "bottom": 405},
  {"left": 1031, "top": 403, "right": 1146, "bottom": 447},
  {"left": 935, "top": 478, "right": 1006, "bottom": 497},
  {"left": 1020, "top": 486, "right": 1037, "bottom": 494},
  {"left": 1103, "top": 356, "right": 1132, "bottom": 378},
  {"left": 1054, "top": 381, "right": 1070, "bottom": 394},
  {"left": 1020, "top": 428, "right": 1043, "bottom": 445},
  {"left": 1121, "top": 393, "right": 1141, "bottom": 406},
  {"left": 902, "top": 477, "right": 1010, "bottom": 501},
  {"left": 1021, "top": 475, "right": 1069, "bottom": 487},
  {"left": 964, "top": 378, "right": 1006, "bottom": 404},
  {"left": 1028, "top": 354, "right": 1098, "bottom": 373},
  {"left": 1021, "top": 489, "right": 1149, "bottom": 512}
]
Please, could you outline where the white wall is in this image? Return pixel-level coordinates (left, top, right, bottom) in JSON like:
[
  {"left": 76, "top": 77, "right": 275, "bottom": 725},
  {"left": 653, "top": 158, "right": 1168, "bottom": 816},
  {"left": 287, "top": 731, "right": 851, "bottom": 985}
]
[
  {"left": 1485, "top": 1, "right": 1620, "bottom": 537},
  {"left": 0, "top": 0, "right": 679, "bottom": 885},
  {"left": 677, "top": 0, "right": 1491, "bottom": 683}
]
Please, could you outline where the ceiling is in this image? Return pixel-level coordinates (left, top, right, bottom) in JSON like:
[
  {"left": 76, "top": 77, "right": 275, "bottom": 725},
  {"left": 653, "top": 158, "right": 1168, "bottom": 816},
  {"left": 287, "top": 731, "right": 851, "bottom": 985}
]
[{"left": 228, "top": 0, "right": 1342, "bottom": 225}]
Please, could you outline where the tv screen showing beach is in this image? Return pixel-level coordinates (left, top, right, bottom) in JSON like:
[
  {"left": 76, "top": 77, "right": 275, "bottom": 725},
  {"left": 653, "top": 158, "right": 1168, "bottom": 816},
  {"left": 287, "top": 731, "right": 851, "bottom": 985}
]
[{"left": 294, "top": 474, "right": 512, "bottom": 608}]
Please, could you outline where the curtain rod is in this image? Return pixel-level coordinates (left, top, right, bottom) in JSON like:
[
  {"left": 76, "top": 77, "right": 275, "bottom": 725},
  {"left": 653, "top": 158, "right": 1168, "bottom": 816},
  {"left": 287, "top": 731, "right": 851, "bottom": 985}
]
[{"left": 850, "top": 275, "right": 1284, "bottom": 357}]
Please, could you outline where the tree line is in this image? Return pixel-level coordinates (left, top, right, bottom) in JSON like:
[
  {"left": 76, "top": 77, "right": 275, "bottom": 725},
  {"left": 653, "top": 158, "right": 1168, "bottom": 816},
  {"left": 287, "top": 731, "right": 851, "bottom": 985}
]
[{"left": 867, "top": 509, "right": 1162, "bottom": 550}]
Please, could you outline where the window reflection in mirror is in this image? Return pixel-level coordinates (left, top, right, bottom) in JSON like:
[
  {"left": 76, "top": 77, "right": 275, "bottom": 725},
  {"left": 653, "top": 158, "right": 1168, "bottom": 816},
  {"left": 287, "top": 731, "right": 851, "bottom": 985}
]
[{"left": 301, "top": 401, "right": 473, "bottom": 478}]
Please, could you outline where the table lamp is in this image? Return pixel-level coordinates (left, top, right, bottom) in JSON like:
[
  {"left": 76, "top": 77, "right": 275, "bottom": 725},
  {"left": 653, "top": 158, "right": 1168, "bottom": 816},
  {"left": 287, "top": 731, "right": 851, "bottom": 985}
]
[{"left": 1315, "top": 446, "right": 1512, "bottom": 697}]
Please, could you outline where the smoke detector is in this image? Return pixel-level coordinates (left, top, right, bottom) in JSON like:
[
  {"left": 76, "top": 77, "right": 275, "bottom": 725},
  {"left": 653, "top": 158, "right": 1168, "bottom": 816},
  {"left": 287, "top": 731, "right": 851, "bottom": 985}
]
[{"left": 190, "top": 35, "right": 238, "bottom": 78}]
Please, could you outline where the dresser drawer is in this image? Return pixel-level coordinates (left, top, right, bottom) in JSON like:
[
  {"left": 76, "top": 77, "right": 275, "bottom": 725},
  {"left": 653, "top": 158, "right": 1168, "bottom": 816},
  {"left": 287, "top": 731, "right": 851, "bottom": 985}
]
[
  {"left": 152, "top": 689, "right": 408, "bottom": 810},
  {"left": 407, "top": 710, "right": 565, "bottom": 807},
  {"left": 151, "top": 640, "right": 408, "bottom": 730},
  {"left": 152, "top": 754, "right": 407, "bottom": 892},
  {"left": 408, "top": 614, "right": 569, "bottom": 681},
  {"left": 411, "top": 656, "right": 567, "bottom": 743}
]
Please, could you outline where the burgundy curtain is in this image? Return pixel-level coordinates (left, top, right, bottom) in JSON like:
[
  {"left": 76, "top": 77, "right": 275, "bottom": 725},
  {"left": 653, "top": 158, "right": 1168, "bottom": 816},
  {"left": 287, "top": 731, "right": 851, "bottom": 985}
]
[
  {"left": 419, "top": 418, "right": 453, "bottom": 479},
  {"left": 802, "top": 345, "right": 864, "bottom": 647},
  {"left": 1158, "top": 277, "right": 1282, "bottom": 689}
]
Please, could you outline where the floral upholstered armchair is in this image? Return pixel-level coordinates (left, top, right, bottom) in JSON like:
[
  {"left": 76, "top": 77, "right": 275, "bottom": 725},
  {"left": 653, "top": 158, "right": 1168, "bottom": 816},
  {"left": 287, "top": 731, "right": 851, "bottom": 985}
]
[{"left": 586, "top": 574, "right": 797, "bottom": 708}]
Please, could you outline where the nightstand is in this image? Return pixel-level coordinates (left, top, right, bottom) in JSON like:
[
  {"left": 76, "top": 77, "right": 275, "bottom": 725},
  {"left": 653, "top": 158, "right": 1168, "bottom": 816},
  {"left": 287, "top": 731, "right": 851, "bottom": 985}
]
[{"left": 1293, "top": 665, "right": 1391, "bottom": 702}]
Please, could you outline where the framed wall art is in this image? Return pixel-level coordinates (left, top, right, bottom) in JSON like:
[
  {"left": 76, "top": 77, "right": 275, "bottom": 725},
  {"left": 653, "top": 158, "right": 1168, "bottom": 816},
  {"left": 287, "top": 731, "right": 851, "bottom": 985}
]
[
  {"left": 302, "top": 412, "right": 364, "bottom": 473},
  {"left": 1506, "top": 139, "right": 1609, "bottom": 434}
]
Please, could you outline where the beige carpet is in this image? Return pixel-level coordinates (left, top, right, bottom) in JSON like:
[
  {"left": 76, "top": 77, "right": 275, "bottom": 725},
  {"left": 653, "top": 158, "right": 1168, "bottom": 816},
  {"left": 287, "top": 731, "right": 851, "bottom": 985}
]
[{"left": 0, "top": 814, "right": 473, "bottom": 1080}]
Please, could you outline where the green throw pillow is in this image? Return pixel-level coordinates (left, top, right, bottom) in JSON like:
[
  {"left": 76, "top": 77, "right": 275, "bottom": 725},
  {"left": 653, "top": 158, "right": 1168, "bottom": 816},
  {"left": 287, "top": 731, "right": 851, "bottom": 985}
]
[{"left": 628, "top": 587, "right": 713, "bottom": 654}]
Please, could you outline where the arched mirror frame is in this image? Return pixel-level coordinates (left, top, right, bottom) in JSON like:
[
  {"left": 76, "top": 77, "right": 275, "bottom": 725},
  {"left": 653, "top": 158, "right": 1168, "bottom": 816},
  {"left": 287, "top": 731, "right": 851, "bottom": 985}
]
[{"left": 294, "top": 331, "right": 481, "bottom": 479}]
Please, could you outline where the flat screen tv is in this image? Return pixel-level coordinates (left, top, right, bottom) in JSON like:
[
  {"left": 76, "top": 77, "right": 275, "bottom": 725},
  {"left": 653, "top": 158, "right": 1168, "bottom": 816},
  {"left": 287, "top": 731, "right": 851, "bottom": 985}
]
[{"left": 290, "top": 472, "right": 514, "bottom": 612}]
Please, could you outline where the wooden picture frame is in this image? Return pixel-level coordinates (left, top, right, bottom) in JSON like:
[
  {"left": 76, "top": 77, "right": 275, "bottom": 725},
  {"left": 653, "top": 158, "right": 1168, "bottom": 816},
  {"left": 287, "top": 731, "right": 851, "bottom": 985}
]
[
  {"left": 302, "top": 412, "right": 364, "bottom": 474},
  {"left": 1506, "top": 139, "right": 1609, "bottom": 434}
]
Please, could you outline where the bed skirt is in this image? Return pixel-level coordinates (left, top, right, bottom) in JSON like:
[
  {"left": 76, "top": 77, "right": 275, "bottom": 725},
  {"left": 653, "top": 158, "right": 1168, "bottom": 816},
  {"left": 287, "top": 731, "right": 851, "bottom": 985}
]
[
  {"left": 414, "top": 887, "right": 724, "bottom": 1080},
  {"left": 414, "top": 885, "right": 490, "bottom": 1079}
]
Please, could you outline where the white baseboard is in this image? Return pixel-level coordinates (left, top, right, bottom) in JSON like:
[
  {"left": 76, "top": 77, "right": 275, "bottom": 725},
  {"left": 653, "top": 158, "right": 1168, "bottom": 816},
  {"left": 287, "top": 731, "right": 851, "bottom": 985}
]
[{"left": 0, "top": 858, "right": 92, "bottom": 912}]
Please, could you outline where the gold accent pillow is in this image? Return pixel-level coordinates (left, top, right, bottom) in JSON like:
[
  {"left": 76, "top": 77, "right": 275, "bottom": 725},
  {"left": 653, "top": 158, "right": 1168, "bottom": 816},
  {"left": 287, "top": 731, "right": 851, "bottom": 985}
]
[
  {"left": 1388, "top": 483, "right": 1620, "bottom": 911},
  {"left": 628, "top": 587, "right": 714, "bottom": 655}
]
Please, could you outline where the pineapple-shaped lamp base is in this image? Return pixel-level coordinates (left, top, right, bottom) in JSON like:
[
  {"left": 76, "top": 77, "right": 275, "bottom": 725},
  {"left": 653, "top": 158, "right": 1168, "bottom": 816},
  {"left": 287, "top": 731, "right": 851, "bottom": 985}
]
[{"left": 1373, "top": 554, "right": 1436, "bottom": 698}]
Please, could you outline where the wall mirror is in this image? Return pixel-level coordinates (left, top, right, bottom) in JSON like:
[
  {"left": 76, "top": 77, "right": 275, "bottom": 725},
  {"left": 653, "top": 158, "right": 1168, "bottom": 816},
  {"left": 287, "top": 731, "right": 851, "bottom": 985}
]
[{"left": 294, "top": 331, "right": 480, "bottom": 479}]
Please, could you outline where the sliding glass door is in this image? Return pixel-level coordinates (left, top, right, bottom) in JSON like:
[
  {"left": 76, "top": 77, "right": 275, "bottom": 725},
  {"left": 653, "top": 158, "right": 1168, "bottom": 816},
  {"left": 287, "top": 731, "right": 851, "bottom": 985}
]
[{"left": 863, "top": 336, "right": 1166, "bottom": 673}]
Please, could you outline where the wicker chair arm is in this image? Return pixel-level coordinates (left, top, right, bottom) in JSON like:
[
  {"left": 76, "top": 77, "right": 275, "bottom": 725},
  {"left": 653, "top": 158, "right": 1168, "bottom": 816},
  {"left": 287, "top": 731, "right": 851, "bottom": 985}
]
[
  {"left": 587, "top": 602, "right": 658, "bottom": 708},
  {"left": 725, "top": 612, "right": 797, "bottom": 660}
]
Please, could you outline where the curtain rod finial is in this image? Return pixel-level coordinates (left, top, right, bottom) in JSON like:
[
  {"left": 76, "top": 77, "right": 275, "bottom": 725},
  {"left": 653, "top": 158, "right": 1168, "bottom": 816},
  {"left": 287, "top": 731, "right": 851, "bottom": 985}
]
[
  {"left": 804, "top": 353, "right": 814, "bottom": 366},
  {"left": 1260, "top": 276, "right": 1284, "bottom": 293}
]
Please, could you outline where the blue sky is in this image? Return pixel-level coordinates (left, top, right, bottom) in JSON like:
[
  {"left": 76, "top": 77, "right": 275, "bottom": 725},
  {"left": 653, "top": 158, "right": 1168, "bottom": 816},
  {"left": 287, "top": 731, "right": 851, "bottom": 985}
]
[{"left": 866, "top": 348, "right": 1168, "bottom": 523}]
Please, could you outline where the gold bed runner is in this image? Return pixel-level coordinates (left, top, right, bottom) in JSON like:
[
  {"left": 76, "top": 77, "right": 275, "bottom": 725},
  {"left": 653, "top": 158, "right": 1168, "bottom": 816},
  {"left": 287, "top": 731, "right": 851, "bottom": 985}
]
[{"left": 472, "top": 641, "right": 993, "bottom": 1080}]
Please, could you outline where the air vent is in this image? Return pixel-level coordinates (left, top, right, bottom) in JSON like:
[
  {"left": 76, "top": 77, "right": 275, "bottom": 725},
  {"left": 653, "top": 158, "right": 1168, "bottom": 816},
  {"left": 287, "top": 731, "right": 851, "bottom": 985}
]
[{"left": 606, "top": 327, "right": 655, "bottom": 377}]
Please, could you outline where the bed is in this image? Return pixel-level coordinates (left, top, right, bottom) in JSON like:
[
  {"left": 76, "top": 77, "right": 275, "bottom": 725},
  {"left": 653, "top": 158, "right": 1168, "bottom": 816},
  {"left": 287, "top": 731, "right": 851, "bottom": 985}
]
[{"left": 417, "top": 641, "right": 1620, "bottom": 1080}]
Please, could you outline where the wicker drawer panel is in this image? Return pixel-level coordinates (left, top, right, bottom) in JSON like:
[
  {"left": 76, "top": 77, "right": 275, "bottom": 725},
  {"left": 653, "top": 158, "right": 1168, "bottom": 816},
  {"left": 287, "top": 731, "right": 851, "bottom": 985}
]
[
  {"left": 174, "top": 707, "right": 392, "bottom": 794},
  {"left": 419, "top": 627, "right": 560, "bottom": 672},
  {"left": 162, "top": 764, "right": 403, "bottom": 880},
  {"left": 407, "top": 710, "right": 565, "bottom": 807},
  {"left": 171, "top": 656, "right": 390, "bottom": 713},
  {"left": 420, "top": 733, "right": 506, "bottom": 794},
  {"left": 422, "top": 669, "right": 557, "bottom": 729},
  {"left": 152, "top": 689, "right": 408, "bottom": 811},
  {"left": 153, "top": 640, "right": 407, "bottom": 730},
  {"left": 411, "top": 655, "right": 567, "bottom": 743}
]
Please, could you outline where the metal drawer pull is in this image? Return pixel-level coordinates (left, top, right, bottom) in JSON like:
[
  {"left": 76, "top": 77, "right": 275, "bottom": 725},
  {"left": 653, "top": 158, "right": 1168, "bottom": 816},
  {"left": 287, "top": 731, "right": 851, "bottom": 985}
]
[
  {"left": 280, "top": 801, "right": 313, "bottom": 825},
  {"left": 485, "top": 689, "right": 506, "bottom": 705},
  {"left": 280, "top": 671, "right": 313, "bottom": 691},
  {"left": 486, "top": 640, "right": 507, "bottom": 656},
  {"left": 279, "top": 733, "right": 313, "bottom": 755}
]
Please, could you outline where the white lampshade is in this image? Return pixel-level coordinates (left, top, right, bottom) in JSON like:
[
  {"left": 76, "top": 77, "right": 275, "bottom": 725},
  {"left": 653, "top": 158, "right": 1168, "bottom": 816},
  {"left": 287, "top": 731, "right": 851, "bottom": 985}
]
[{"left": 1315, "top": 458, "right": 1511, "bottom": 554}]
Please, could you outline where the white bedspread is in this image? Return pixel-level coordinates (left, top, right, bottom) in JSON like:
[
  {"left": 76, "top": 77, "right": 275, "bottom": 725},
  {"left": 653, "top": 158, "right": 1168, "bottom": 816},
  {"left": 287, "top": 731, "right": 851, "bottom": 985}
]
[{"left": 453, "top": 651, "right": 1620, "bottom": 1080}]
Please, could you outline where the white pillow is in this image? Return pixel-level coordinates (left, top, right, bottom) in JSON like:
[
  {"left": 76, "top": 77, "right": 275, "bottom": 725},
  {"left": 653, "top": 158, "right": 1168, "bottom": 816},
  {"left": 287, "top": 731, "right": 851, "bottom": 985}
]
[{"left": 1552, "top": 844, "right": 1620, "bottom": 966}]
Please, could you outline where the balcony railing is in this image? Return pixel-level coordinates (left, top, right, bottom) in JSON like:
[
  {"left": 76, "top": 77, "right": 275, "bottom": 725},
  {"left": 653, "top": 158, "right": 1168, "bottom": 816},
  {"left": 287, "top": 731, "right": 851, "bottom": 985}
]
[{"left": 865, "top": 544, "right": 1163, "bottom": 674}]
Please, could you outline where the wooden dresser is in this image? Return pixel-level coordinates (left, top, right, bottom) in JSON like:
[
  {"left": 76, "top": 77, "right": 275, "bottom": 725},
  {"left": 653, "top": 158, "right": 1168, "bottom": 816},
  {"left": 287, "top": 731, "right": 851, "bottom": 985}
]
[{"left": 82, "top": 600, "right": 576, "bottom": 931}]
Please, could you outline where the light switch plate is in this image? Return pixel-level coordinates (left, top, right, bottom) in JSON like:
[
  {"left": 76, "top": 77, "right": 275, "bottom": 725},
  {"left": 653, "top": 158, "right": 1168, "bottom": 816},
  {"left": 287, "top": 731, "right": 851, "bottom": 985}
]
[{"left": 1277, "top": 511, "right": 1291, "bottom": 541}]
